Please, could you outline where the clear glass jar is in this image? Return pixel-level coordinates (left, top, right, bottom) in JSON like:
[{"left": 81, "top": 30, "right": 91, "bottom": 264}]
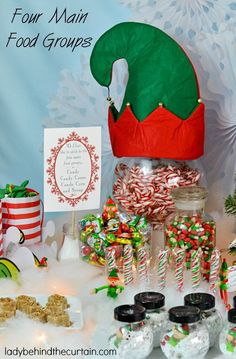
[
  {"left": 184, "top": 292, "right": 222, "bottom": 347},
  {"left": 160, "top": 306, "right": 209, "bottom": 359},
  {"left": 113, "top": 158, "right": 202, "bottom": 228},
  {"left": 109, "top": 304, "right": 153, "bottom": 359},
  {"left": 134, "top": 292, "right": 167, "bottom": 348},
  {"left": 219, "top": 308, "right": 236, "bottom": 355},
  {"left": 165, "top": 187, "right": 216, "bottom": 277},
  {"left": 79, "top": 203, "right": 152, "bottom": 268}
]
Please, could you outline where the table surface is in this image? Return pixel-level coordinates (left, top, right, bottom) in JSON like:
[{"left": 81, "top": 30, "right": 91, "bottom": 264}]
[{"left": 0, "top": 241, "right": 232, "bottom": 358}]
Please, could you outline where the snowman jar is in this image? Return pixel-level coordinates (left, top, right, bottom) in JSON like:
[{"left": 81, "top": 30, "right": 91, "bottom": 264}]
[{"left": 109, "top": 304, "right": 153, "bottom": 359}]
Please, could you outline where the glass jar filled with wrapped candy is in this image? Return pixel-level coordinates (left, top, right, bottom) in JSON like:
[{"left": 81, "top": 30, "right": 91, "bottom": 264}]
[
  {"left": 165, "top": 186, "right": 215, "bottom": 278},
  {"left": 79, "top": 197, "right": 152, "bottom": 270},
  {"left": 113, "top": 158, "right": 202, "bottom": 229}
]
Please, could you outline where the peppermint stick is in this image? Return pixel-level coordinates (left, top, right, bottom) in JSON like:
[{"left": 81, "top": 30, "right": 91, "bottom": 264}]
[
  {"left": 137, "top": 246, "right": 148, "bottom": 281},
  {"left": 191, "top": 248, "right": 202, "bottom": 290},
  {"left": 175, "top": 248, "right": 185, "bottom": 291},
  {"left": 113, "top": 163, "right": 200, "bottom": 226},
  {"left": 106, "top": 248, "right": 116, "bottom": 273},
  {"left": 123, "top": 244, "right": 134, "bottom": 285},
  {"left": 157, "top": 249, "right": 168, "bottom": 290},
  {"left": 209, "top": 248, "right": 221, "bottom": 292}
]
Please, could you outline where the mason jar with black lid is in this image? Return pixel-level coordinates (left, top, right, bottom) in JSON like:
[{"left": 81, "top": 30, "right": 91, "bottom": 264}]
[
  {"left": 184, "top": 292, "right": 222, "bottom": 347},
  {"left": 160, "top": 305, "right": 209, "bottom": 358},
  {"left": 134, "top": 291, "right": 167, "bottom": 348},
  {"left": 108, "top": 304, "right": 153, "bottom": 359},
  {"left": 219, "top": 308, "right": 236, "bottom": 356}
]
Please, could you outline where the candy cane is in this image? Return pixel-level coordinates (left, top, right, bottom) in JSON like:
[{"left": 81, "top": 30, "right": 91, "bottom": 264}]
[
  {"left": 106, "top": 248, "right": 116, "bottom": 273},
  {"left": 191, "top": 248, "right": 202, "bottom": 290},
  {"left": 123, "top": 245, "right": 134, "bottom": 285},
  {"left": 137, "top": 246, "right": 148, "bottom": 281},
  {"left": 175, "top": 248, "right": 185, "bottom": 291},
  {"left": 113, "top": 163, "right": 200, "bottom": 227},
  {"left": 157, "top": 249, "right": 168, "bottom": 290},
  {"left": 209, "top": 248, "right": 221, "bottom": 292}
]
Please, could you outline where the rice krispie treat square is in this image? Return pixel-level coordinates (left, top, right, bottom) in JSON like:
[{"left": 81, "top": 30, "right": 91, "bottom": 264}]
[
  {"left": 0, "top": 297, "right": 16, "bottom": 314},
  {"left": 16, "top": 295, "right": 37, "bottom": 312},
  {"left": 47, "top": 312, "right": 72, "bottom": 327},
  {"left": 47, "top": 294, "right": 69, "bottom": 309},
  {"left": 29, "top": 308, "right": 47, "bottom": 323}
]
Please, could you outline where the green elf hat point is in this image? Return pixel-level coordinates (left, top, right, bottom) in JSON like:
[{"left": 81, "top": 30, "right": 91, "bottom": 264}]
[{"left": 90, "top": 22, "right": 204, "bottom": 160}]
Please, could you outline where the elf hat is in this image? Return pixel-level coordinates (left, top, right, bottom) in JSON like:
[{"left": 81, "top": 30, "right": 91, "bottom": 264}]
[
  {"left": 90, "top": 22, "right": 204, "bottom": 160},
  {"left": 108, "top": 268, "right": 119, "bottom": 280},
  {"left": 104, "top": 196, "right": 118, "bottom": 211}
]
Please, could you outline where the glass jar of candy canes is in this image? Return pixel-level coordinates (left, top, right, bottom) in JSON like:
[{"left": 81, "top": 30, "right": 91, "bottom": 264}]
[
  {"left": 109, "top": 304, "right": 153, "bottom": 359},
  {"left": 164, "top": 186, "right": 216, "bottom": 277},
  {"left": 113, "top": 158, "right": 202, "bottom": 228},
  {"left": 184, "top": 293, "right": 222, "bottom": 347},
  {"left": 134, "top": 292, "right": 167, "bottom": 348},
  {"left": 219, "top": 308, "right": 236, "bottom": 355},
  {"left": 160, "top": 306, "right": 210, "bottom": 359}
]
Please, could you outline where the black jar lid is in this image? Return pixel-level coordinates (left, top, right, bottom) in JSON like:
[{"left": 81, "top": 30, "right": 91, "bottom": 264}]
[
  {"left": 228, "top": 309, "right": 236, "bottom": 324},
  {"left": 134, "top": 292, "right": 165, "bottom": 310},
  {"left": 169, "top": 306, "right": 201, "bottom": 324},
  {"left": 184, "top": 293, "right": 215, "bottom": 310},
  {"left": 114, "top": 304, "right": 146, "bottom": 323}
]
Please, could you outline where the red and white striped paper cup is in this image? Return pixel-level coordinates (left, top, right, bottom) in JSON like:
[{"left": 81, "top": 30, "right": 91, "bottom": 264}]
[
  {"left": 0, "top": 201, "right": 3, "bottom": 256},
  {"left": 2, "top": 190, "right": 42, "bottom": 245}
]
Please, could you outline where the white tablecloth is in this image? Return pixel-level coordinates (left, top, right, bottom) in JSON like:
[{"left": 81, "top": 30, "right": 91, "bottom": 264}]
[{"left": 0, "top": 243, "right": 231, "bottom": 358}]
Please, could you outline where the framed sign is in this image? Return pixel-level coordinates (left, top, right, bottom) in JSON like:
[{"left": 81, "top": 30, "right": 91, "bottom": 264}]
[{"left": 44, "top": 127, "right": 101, "bottom": 212}]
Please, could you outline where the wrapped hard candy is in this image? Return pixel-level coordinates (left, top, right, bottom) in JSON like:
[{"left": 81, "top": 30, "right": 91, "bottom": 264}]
[{"left": 79, "top": 197, "right": 152, "bottom": 268}]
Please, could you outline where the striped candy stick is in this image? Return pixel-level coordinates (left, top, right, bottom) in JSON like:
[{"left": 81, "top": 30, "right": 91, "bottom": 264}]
[
  {"left": 0, "top": 201, "right": 3, "bottom": 256},
  {"left": 157, "top": 249, "right": 168, "bottom": 290},
  {"left": 106, "top": 247, "right": 116, "bottom": 273},
  {"left": 191, "top": 248, "right": 202, "bottom": 290},
  {"left": 137, "top": 246, "right": 148, "bottom": 281},
  {"left": 175, "top": 248, "right": 185, "bottom": 291},
  {"left": 113, "top": 163, "right": 200, "bottom": 225},
  {"left": 209, "top": 248, "right": 221, "bottom": 293},
  {"left": 123, "top": 244, "right": 134, "bottom": 285}
]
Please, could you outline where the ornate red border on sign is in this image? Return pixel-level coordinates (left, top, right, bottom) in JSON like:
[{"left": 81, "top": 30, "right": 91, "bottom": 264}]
[{"left": 46, "top": 131, "right": 99, "bottom": 207}]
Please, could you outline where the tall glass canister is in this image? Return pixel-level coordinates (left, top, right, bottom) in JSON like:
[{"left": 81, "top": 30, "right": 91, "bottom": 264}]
[{"left": 165, "top": 186, "right": 216, "bottom": 278}]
